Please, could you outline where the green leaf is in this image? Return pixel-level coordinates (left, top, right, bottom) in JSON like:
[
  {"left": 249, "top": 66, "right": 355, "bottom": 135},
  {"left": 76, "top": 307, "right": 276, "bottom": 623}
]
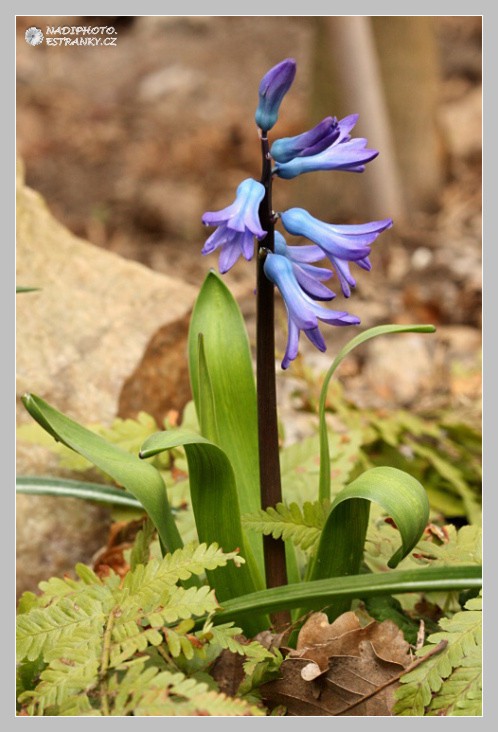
[
  {"left": 21, "top": 394, "right": 182, "bottom": 555},
  {"left": 188, "top": 271, "right": 263, "bottom": 575},
  {"left": 140, "top": 429, "right": 266, "bottom": 632},
  {"left": 308, "top": 466, "right": 430, "bottom": 618},
  {"left": 199, "top": 565, "right": 481, "bottom": 627},
  {"left": 317, "top": 324, "right": 436, "bottom": 501},
  {"left": 16, "top": 475, "right": 144, "bottom": 510},
  {"left": 16, "top": 286, "right": 41, "bottom": 293}
]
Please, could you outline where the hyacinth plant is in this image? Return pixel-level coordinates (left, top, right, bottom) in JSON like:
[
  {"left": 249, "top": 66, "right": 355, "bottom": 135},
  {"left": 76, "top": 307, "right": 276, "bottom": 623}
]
[{"left": 20, "top": 58, "right": 481, "bottom": 636}]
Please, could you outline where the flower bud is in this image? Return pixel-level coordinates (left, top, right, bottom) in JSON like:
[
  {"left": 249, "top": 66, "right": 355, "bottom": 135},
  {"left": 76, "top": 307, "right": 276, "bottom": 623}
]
[
  {"left": 270, "top": 117, "right": 340, "bottom": 163},
  {"left": 255, "top": 58, "right": 296, "bottom": 132}
]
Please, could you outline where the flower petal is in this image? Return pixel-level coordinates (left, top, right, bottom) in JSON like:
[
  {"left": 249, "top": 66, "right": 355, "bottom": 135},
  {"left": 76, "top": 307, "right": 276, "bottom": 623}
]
[{"left": 264, "top": 252, "right": 360, "bottom": 368}]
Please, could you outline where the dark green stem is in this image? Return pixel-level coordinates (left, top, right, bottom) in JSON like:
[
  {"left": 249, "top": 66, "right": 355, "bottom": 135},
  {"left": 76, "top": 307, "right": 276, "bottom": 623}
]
[{"left": 256, "top": 132, "right": 288, "bottom": 613}]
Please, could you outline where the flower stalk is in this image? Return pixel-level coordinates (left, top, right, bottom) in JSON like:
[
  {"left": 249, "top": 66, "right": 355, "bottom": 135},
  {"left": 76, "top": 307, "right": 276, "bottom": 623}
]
[{"left": 256, "top": 132, "right": 289, "bottom": 611}]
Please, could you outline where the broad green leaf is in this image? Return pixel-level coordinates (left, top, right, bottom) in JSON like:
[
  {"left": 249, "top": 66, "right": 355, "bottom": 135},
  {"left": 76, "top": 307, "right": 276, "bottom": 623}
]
[
  {"left": 308, "top": 466, "right": 430, "bottom": 619},
  {"left": 188, "top": 271, "right": 263, "bottom": 575},
  {"left": 17, "top": 411, "right": 167, "bottom": 473},
  {"left": 140, "top": 429, "right": 267, "bottom": 633},
  {"left": 199, "top": 565, "right": 481, "bottom": 627},
  {"left": 16, "top": 475, "right": 144, "bottom": 510},
  {"left": 318, "top": 324, "right": 436, "bottom": 501},
  {"left": 21, "top": 394, "right": 182, "bottom": 555}
]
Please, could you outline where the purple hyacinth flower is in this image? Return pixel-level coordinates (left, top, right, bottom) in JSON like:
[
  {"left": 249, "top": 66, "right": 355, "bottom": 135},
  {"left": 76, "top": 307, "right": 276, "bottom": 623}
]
[
  {"left": 274, "top": 114, "right": 378, "bottom": 179},
  {"left": 274, "top": 231, "right": 336, "bottom": 301},
  {"left": 255, "top": 58, "right": 297, "bottom": 132},
  {"left": 270, "top": 117, "right": 341, "bottom": 164},
  {"left": 264, "top": 252, "right": 360, "bottom": 369},
  {"left": 281, "top": 208, "right": 392, "bottom": 296},
  {"left": 201, "top": 178, "right": 266, "bottom": 273}
]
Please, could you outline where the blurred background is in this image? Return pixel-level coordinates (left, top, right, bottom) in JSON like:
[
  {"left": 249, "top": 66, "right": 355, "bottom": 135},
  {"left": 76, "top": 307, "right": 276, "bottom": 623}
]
[
  {"left": 16, "top": 15, "right": 482, "bottom": 418},
  {"left": 15, "top": 15, "right": 482, "bottom": 597}
]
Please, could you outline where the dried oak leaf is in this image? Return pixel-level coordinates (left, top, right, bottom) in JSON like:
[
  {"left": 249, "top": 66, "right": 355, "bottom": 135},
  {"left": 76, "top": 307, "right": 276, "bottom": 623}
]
[{"left": 260, "top": 611, "right": 412, "bottom": 716}]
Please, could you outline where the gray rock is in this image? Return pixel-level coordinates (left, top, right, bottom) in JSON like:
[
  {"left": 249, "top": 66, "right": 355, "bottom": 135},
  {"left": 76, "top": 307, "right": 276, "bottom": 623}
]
[{"left": 362, "top": 332, "right": 442, "bottom": 408}]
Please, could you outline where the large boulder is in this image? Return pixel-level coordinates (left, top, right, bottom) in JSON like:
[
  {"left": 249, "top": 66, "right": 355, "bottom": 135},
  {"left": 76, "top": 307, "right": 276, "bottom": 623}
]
[{"left": 16, "top": 164, "right": 198, "bottom": 596}]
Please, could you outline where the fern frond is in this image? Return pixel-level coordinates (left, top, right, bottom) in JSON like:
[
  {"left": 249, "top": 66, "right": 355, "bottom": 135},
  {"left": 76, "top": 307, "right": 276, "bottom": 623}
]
[
  {"left": 394, "top": 594, "right": 482, "bottom": 716},
  {"left": 108, "top": 660, "right": 264, "bottom": 716},
  {"left": 242, "top": 501, "right": 328, "bottom": 551},
  {"left": 35, "top": 573, "right": 115, "bottom": 613},
  {"left": 123, "top": 542, "right": 242, "bottom": 611},
  {"left": 146, "top": 584, "right": 218, "bottom": 625},
  {"left": 426, "top": 659, "right": 482, "bottom": 716},
  {"left": 17, "top": 594, "right": 107, "bottom": 662}
]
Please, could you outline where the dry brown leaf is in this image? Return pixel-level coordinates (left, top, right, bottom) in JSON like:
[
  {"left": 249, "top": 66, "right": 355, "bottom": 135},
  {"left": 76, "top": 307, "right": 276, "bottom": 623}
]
[
  {"left": 260, "top": 612, "right": 413, "bottom": 716},
  {"left": 292, "top": 611, "right": 411, "bottom": 670}
]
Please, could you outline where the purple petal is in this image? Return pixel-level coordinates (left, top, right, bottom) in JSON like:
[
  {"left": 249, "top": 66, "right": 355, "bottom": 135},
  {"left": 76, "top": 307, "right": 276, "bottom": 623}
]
[
  {"left": 297, "top": 262, "right": 334, "bottom": 282},
  {"left": 330, "top": 257, "right": 357, "bottom": 297},
  {"left": 356, "top": 256, "right": 372, "bottom": 271},
  {"left": 282, "top": 318, "right": 300, "bottom": 369},
  {"left": 201, "top": 224, "right": 229, "bottom": 254},
  {"left": 293, "top": 264, "right": 336, "bottom": 301},
  {"left": 337, "top": 113, "right": 360, "bottom": 140},
  {"left": 304, "top": 326, "right": 326, "bottom": 352},
  {"left": 241, "top": 228, "right": 255, "bottom": 260},
  {"left": 326, "top": 219, "right": 393, "bottom": 236},
  {"left": 218, "top": 239, "right": 242, "bottom": 273}
]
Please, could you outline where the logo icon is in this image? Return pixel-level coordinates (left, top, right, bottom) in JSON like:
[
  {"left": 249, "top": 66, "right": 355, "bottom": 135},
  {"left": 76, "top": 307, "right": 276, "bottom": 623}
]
[{"left": 25, "top": 27, "right": 44, "bottom": 47}]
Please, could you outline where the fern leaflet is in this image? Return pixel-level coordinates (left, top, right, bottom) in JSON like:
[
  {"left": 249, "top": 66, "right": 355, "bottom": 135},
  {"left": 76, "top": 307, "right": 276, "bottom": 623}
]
[
  {"left": 242, "top": 501, "right": 328, "bottom": 551},
  {"left": 17, "top": 594, "right": 107, "bottom": 662}
]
